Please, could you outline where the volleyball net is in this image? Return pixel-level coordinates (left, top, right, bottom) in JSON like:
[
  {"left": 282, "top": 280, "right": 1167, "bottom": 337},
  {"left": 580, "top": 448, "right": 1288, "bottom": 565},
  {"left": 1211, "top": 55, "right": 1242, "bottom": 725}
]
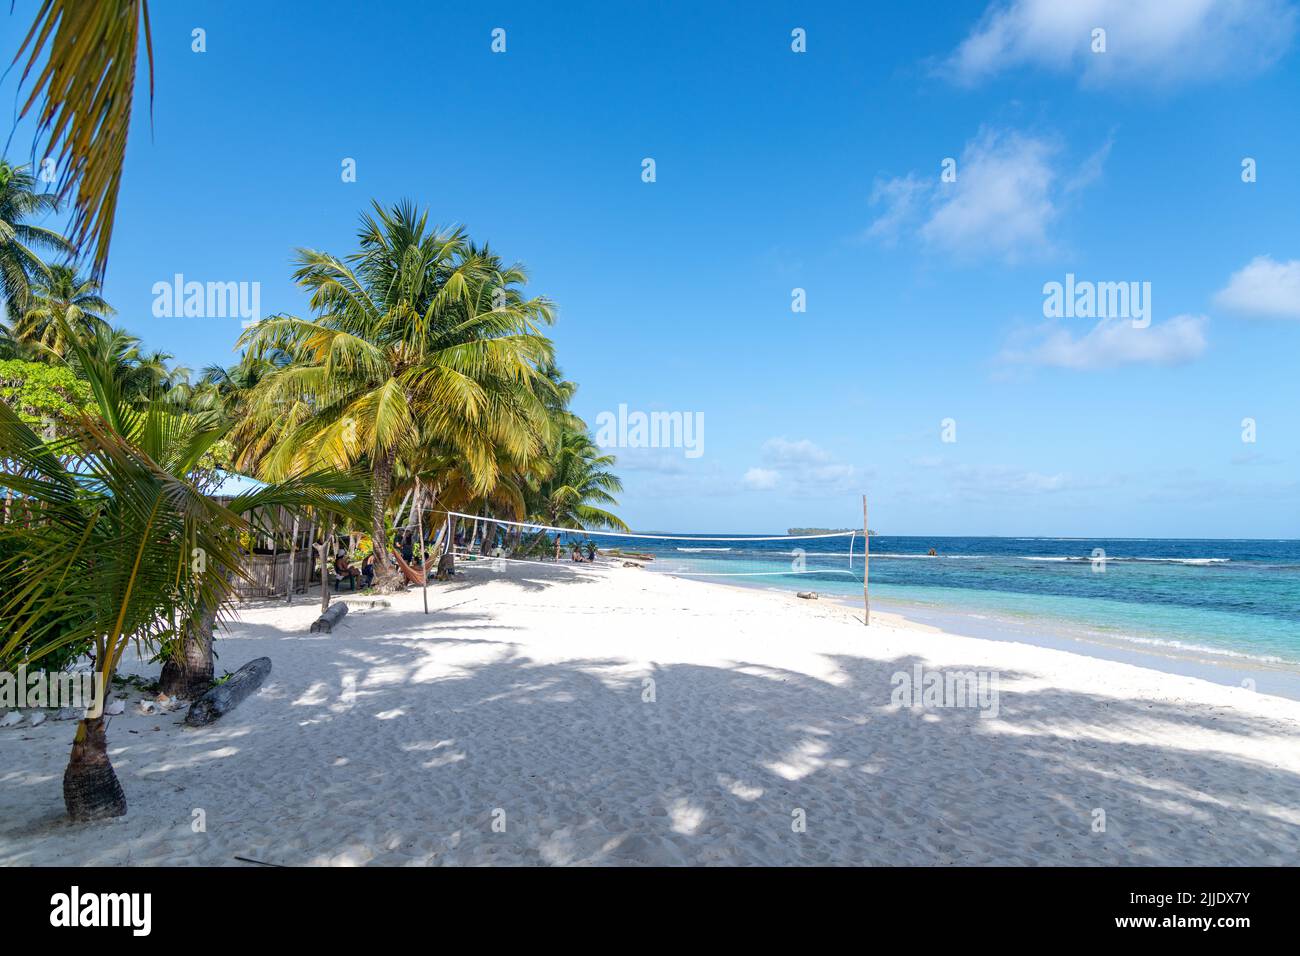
[{"left": 432, "top": 510, "right": 867, "bottom": 588}]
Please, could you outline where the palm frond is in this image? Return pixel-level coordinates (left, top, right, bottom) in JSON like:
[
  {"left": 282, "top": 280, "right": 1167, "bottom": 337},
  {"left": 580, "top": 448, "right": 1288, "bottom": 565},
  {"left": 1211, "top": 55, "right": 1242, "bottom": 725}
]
[{"left": 14, "top": 0, "right": 154, "bottom": 279}]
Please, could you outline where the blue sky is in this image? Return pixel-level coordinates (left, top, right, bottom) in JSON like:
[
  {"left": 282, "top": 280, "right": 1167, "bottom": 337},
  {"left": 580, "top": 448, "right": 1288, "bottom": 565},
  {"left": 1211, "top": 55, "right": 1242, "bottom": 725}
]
[{"left": 4, "top": 0, "right": 1299, "bottom": 536}]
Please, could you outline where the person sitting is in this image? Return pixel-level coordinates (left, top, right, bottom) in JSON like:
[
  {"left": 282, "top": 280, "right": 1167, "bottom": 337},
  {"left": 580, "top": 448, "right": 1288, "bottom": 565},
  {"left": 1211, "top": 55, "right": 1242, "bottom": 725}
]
[
  {"left": 361, "top": 552, "right": 377, "bottom": 587},
  {"left": 334, "top": 553, "right": 360, "bottom": 591},
  {"left": 586, "top": 541, "right": 597, "bottom": 562}
]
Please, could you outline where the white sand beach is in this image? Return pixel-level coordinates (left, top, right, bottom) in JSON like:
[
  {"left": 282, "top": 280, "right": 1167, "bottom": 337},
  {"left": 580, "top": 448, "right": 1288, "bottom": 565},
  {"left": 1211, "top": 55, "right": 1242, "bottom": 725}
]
[{"left": 3, "top": 560, "right": 1299, "bottom": 866}]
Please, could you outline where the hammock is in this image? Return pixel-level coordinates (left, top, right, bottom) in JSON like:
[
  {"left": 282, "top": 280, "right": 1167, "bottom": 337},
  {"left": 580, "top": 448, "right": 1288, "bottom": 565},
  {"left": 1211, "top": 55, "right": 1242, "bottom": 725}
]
[{"left": 393, "top": 552, "right": 434, "bottom": 585}]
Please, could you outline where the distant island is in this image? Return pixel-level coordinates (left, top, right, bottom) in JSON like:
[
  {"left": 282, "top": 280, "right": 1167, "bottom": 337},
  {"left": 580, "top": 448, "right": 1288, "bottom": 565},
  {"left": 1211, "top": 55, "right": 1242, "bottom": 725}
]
[{"left": 788, "top": 527, "right": 877, "bottom": 535}]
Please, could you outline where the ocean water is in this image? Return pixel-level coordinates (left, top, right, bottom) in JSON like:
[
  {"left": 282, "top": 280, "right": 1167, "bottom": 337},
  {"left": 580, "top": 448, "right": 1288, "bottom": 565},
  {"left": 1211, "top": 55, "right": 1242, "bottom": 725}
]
[{"left": 578, "top": 533, "right": 1300, "bottom": 668}]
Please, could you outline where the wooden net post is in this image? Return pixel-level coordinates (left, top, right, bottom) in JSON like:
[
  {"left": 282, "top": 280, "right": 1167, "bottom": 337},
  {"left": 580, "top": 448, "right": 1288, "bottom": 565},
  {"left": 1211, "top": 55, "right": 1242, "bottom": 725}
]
[
  {"left": 415, "top": 478, "right": 429, "bottom": 615},
  {"left": 863, "top": 494, "right": 870, "bottom": 626}
]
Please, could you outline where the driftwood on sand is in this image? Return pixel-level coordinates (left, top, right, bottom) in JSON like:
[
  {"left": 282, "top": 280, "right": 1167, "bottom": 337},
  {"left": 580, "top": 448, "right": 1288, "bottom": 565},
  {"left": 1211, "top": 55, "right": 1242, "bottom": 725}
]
[
  {"left": 184, "top": 657, "right": 273, "bottom": 727},
  {"left": 310, "top": 602, "right": 349, "bottom": 633}
]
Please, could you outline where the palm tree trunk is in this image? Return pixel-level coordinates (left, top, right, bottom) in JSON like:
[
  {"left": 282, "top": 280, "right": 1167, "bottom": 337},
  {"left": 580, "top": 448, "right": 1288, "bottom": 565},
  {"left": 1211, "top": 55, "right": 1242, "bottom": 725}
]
[
  {"left": 268, "top": 519, "right": 279, "bottom": 596},
  {"left": 320, "top": 519, "right": 332, "bottom": 613},
  {"left": 158, "top": 599, "right": 217, "bottom": 699},
  {"left": 286, "top": 514, "right": 300, "bottom": 604},
  {"left": 370, "top": 450, "right": 403, "bottom": 592},
  {"left": 480, "top": 520, "right": 498, "bottom": 555},
  {"left": 63, "top": 715, "right": 127, "bottom": 821},
  {"left": 393, "top": 488, "right": 413, "bottom": 528},
  {"left": 304, "top": 515, "right": 317, "bottom": 599}
]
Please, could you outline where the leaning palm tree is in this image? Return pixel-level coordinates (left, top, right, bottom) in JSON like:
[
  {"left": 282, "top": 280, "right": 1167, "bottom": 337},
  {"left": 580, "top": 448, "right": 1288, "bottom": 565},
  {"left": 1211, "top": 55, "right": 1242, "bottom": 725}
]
[
  {"left": 0, "top": 323, "right": 367, "bottom": 821},
  {"left": 11, "top": 263, "right": 113, "bottom": 355},
  {"left": 235, "top": 201, "right": 558, "bottom": 591},
  {"left": 0, "top": 161, "right": 72, "bottom": 320}
]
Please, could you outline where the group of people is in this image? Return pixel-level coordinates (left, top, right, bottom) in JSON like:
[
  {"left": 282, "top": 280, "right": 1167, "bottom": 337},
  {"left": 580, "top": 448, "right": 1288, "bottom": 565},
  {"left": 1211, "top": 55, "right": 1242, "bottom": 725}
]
[
  {"left": 553, "top": 534, "right": 597, "bottom": 563},
  {"left": 333, "top": 550, "right": 378, "bottom": 590},
  {"left": 331, "top": 532, "right": 427, "bottom": 590}
]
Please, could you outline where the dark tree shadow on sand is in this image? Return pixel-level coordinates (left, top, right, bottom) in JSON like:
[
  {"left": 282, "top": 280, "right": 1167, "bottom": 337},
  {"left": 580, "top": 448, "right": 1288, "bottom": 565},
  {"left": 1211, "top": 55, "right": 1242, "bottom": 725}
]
[{"left": 3, "top": 566, "right": 1297, "bottom": 866}]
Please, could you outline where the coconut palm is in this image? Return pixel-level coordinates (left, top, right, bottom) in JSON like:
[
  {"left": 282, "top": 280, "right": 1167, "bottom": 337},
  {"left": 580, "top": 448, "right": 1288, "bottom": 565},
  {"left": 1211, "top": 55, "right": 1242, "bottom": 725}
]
[
  {"left": 421, "top": 368, "right": 626, "bottom": 553},
  {"left": 198, "top": 354, "right": 283, "bottom": 408},
  {"left": 13, "top": 0, "right": 153, "bottom": 278},
  {"left": 0, "top": 322, "right": 367, "bottom": 821},
  {"left": 234, "top": 201, "right": 557, "bottom": 591},
  {"left": 11, "top": 263, "right": 113, "bottom": 355},
  {"left": 531, "top": 427, "right": 628, "bottom": 531},
  {"left": 0, "top": 161, "right": 72, "bottom": 320},
  {"left": 60, "top": 323, "right": 189, "bottom": 404}
]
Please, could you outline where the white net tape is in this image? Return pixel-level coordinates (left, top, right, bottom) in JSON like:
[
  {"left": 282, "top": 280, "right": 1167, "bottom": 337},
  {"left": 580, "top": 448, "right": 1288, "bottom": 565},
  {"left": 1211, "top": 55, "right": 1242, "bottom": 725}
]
[{"left": 439, "top": 511, "right": 863, "bottom": 581}]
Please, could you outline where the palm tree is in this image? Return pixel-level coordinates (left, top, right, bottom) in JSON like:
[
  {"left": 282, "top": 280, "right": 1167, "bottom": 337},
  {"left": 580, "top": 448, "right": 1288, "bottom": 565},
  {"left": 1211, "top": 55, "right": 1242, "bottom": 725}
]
[
  {"left": 0, "top": 161, "right": 72, "bottom": 321},
  {"left": 11, "top": 263, "right": 113, "bottom": 355},
  {"left": 13, "top": 0, "right": 153, "bottom": 279},
  {"left": 531, "top": 427, "right": 628, "bottom": 531},
  {"left": 235, "top": 201, "right": 557, "bottom": 592},
  {"left": 60, "top": 323, "right": 188, "bottom": 404},
  {"left": 0, "top": 322, "right": 367, "bottom": 821}
]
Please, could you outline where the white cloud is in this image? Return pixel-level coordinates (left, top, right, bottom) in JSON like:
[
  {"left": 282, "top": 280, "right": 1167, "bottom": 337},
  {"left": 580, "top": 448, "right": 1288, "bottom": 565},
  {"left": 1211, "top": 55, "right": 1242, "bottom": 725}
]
[
  {"left": 761, "top": 437, "right": 833, "bottom": 465},
  {"left": 612, "top": 446, "right": 692, "bottom": 474},
  {"left": 805, "top": 463, "right": 859, "bottom": 486},
  {"left": 1232, "top": 450, "right": 1286, "bottom": 466},
  {"left": 1000, "top": 314, "right": 1208, "bottom": 370},
  {"left": 951, "top": 465, "right": 1074, "bottom": 495},
  {"left": 1214, "top": 255, "right": 1300, "bottom": 320},
  {"left": 744, "top": 438, "right": 866, "bottom": 495},
  {"left": 869, "top": 129, "right": 1103, "bottom": 262},
  {"left": 912, "top": 458, "right": 1107, "bottom": 499},
  {"left": 944, "top": 0, "right": 1297, "bottom": 88},
  {"left": 921, "top": 131, "right": 1057, "bottom": 260},
  {"left": 1143, "top": 473, "right": 1300, "bottom": 503},
  {"left": 1064, "top": 137, "right": 1114, "bottom": 193},
  {"left": 866, "top": 173, "right": 926, "bottom": 244}
]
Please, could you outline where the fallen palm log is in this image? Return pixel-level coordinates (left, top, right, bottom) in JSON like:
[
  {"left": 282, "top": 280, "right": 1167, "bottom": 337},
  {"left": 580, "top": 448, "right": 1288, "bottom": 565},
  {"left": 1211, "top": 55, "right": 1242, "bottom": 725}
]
[
  {"left": 310, "top": 601, "right": 349, "bottom": 633},
  {"left": 605, "top": 549, "right": 654, "bottom": 561},
  {"left": 184, "top": 657, "right": 272, "bottom": 727}
]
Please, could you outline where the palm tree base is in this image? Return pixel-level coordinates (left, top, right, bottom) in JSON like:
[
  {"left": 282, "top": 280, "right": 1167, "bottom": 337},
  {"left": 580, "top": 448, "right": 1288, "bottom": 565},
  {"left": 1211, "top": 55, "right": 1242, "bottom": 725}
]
[
  {"left": 159, "top": 603, "right": 218, "bottom": 698},
  {"left": 370, "top": 574, "right": 407, "bottom": 595},
  {"left": 159, "top": 659, "right": 213, "bottom": 699},
  {"left": 63, "top": 717, "right": 127, "bottom": 821}
]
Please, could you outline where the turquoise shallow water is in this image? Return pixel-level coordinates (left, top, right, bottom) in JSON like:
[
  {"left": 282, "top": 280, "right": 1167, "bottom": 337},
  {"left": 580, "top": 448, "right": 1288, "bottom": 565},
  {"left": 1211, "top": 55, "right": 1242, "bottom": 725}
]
[{"left": 570, "top": 533, "right": 1300, "bottom": 667}]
